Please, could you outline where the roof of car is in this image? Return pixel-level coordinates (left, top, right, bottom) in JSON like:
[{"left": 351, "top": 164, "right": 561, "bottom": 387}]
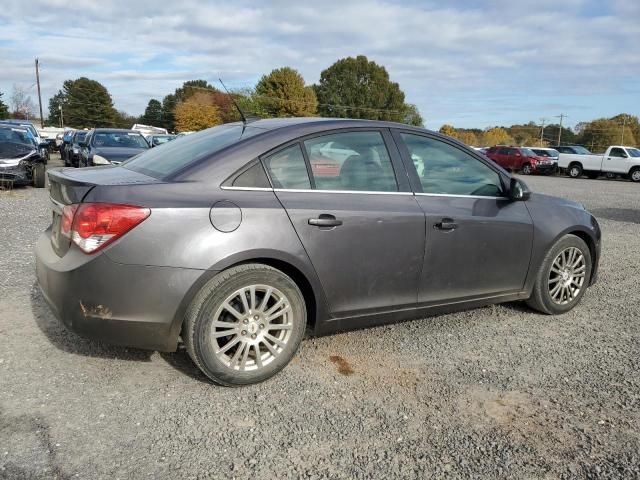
[
  {"left": 92, "top": 128, "right": 144, "bottom": 133},
  {"left": 241, "top": 117, "right": 427, "bottom": 132}
]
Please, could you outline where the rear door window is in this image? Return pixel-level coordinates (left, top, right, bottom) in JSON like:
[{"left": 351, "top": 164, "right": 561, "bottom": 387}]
[
  {"left": 263, "top": 144, "right": 311, "bottom": 189},
  {"left": 302, "top": 131, "right": 398, "bottom": 192}
]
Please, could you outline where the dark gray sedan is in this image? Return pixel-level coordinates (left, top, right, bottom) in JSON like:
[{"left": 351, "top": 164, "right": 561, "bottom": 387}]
[{"left": 36, "top": 118, "right": 601, "bottom": 385}]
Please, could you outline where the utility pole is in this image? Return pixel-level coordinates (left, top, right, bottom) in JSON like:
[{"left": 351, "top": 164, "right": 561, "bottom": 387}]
[
  {"left": 59, "top": 104, "right": 64, "bottom": 128},
  {"left": 539, "top": 117, "right": 547, "bottom": 145},
  {"left": 621, "top": 116, "right": 626, "bottom": 145},
  {"left": 35, "top": 58, "right": 44, "bottom": 128},
  {"left": 555, "top": 113, "right": 566, "bottom": 145}
]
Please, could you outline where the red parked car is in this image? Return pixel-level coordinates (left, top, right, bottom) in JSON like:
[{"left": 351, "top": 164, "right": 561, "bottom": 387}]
[{"left": 485, "top": 146, "right": 555, "bottom": 175}]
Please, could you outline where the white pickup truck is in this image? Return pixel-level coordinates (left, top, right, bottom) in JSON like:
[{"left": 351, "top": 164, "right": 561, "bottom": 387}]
[{"left": 559, "top": 145, "right": 640, "bottom": 182}]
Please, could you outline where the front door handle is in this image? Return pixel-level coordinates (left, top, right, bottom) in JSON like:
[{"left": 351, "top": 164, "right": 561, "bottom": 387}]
[
  {"left": 309, "top": 214, "right": 343, "bottom": 228},
  {"left": 434, "top": 218, "right": 458, "bottom": 231}
]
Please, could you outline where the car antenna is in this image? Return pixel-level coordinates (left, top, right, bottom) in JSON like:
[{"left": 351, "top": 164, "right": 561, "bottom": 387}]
[{"left": 218, "top": 78, "right": 247, "bottom": 125}]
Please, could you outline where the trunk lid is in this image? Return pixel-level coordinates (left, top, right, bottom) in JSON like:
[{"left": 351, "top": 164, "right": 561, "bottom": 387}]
[{"left": 47, "top": 166, "right": 159, "bottom": 257}]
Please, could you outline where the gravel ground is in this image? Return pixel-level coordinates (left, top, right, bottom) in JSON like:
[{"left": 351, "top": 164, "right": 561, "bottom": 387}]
[{"left": 1, "top": 156, "right": 639, "bottom": 479}]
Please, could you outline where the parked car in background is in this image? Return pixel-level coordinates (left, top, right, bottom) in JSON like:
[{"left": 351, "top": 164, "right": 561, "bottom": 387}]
[
  {"left": 60, "top": 129, "right": 75, "bottom": 166},
  {"left": 67, "top": 130, "right": 88, "bottom": 167},
  {"left": 79, "top": 129, "right": 149, "bottom": 166},
  {"left": 0, "top": 119, "right": 48, "bottom": 163},
  {"left": 485, "top": 146, "right": 555, "bottom": 175},
  {"left": 552, "top": 145, "right": 593, "bottom": 155},
  {"left": 148, "top": 134, "right": 176, "bottom": 147},
  {"left": 0, "top": 125, "right": 47, "bottom": 187},
  {"left": 529, "top": 147, "right": 560, "bottom": 169},
  {"left": 36, "top": 118, "right": 601, "bottom": 386},
  {"left": 131, "top": 123, "right": 169, "bottom": 138},
  {"left": 558, "top": 145, "right": 640, "bottom": 181}
]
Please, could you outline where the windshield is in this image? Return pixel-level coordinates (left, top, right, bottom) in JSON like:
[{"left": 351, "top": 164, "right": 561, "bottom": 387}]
[
  {"left": 124, "top": 124, "right": 265, "bottom": 179},
  {"left": 522, "top": 148, "right": 537, "bottom": 157},
  {"left": 0, "top": 127, "right": 34, "bottom": 147},
  {"left": 627, "top": 148, "right": 640, "bottom": 158},
  {"left": 571, "top": 146, "right": 592, "bottom": 155},
  {"left": 73, "top": 132, "right": 87, "bottom": 143},
  {"left": 93, "top": 131, "right": 149, "bottom": 149},
  {"left": 0, "top": 127, "right": 37, "bottom": 158},
  {"left": 152, "top": 135, "right": 175, "bottom": 145}
]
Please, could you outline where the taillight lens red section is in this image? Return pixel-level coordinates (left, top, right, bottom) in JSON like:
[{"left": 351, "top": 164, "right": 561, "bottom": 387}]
[{"left": 62, "top": 203, "right": 150, "bottom": 254}]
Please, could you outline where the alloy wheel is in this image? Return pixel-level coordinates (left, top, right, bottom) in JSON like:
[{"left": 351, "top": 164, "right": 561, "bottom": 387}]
[
  {"left": 210, "top": 285, "right": 293, "bottom": 371},
  {"left": 548, "top": 247, "right": 586, "bottom": 305},
  {"left": 631, "top": 170, "right": 640, "bottom": 182},
  {"left": 522, "top": 164, "right": 532, "bottom": 175},
  {"left": 569, "top": 167, "right": 580, "bottom": 177}
]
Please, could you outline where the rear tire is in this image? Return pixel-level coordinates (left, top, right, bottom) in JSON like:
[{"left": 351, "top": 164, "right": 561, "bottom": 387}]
[
  {"left": 526, "top": 234, "right": 592, "bottom": 315},
  {"left": 567, "top": 163, "right": 583, "bottom": 178},
  {"left": 183, "top": 264, "right": 307, "bottom": 386},
  {"left": 32, "top": 163, "right": 46, "bottom": 188},
  {"left": 630, "top": 167, "right": 640, "bottom": 183}
]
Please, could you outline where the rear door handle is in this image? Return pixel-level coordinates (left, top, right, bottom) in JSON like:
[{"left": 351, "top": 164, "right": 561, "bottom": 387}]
[
  {"left": 308, "top": 214, "right": 343, "bottom": 228},
  {"left": 434, "top": 218, "right": 457, "bottom": 231}
]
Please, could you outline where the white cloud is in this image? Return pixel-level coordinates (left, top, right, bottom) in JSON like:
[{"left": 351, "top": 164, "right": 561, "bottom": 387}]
[{"left": 0, "top": 0, "right": 638, "bottom": 127}]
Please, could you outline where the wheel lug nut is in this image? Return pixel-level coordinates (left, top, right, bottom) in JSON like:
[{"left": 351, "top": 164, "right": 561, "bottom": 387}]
[
  {"left": 253, "top": 315, "right": 259, "bottom": 320},
  {"left": 241, "top": 330, "right": 247, "bottom": 336},
  {"left": 259, "top": 324, "right": 264, "bottom": 329},
  {"left": 251, "top": 334, "right": 257, "bottom": 339},
  {"left": 243, "top": 319, "right": 249, "bottom": 324}
]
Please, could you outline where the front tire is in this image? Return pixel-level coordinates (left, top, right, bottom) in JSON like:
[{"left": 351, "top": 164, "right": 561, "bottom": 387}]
[
  {"left": 630, "top": 167, "right": 640, "bottom": 183},
  {"left": 32, "top": 163, "right": 46, "bottom": 188},
  {"left": 521, "top": 163, "right": 532, "bottom": 175},
  {"left": 183, "top": 264, "right": 307, "bottom": 386},
  {"left": 526, "top": 234, "right": 592, "bottom": 315}
]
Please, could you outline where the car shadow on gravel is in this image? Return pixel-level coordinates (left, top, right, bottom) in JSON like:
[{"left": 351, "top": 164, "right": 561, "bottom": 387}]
[
  {"left": 159, "top": 349, "right": 212, "bottom": 383},
  {"left": 30, "top": 283, "right": 153, "bottom": 362}
]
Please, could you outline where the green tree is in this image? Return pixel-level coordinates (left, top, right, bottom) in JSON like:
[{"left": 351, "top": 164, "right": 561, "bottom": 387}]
[
  {"left": 57, "top": 78, "right": 117, "bottom": 128},
  {"left": 610, "top": 113, "right": 639, "bottom": 147},
  {"left": 402, "top": 103, "right": 423, "bottom": 127},
  {"left": 254, "top": 67, "right": 317, "bottom": 117},
  {"left": 113, "top": 110, "right": 140, "bottom": 129},
  {"left": 577, "top": 118, "right": 636, "bottom": 153},
  {"left": 140, "top": 99, "right": 163, "bottom": 126},
  {"left": 0, "top": 90, "right": 9, "bottom": 119},
  {"left": 315, "top": 55, "right": 406, "bottom": 121},
  {"left": 47, "top": 91, "right": 66, "bottom": 126}
]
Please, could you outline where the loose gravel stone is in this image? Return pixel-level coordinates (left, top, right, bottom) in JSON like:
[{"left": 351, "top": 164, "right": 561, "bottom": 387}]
[{"left": 0, "top": 157, "right": 638, "bottom": 479}]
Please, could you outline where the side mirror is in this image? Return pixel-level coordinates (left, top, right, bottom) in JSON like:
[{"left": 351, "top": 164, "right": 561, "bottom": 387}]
[{"left": 509, "top": 177, "right": 531, "bottom": 201}]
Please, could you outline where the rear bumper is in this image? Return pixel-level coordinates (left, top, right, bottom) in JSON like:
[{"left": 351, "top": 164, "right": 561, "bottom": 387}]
[{"left": 35, "top": 228, "right": 205, "bottom": 351}]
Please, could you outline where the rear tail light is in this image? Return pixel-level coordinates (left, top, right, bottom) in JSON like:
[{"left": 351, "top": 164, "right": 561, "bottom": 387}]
[{"left": 61, "top": 203, "right": 150, "bottom": 254}]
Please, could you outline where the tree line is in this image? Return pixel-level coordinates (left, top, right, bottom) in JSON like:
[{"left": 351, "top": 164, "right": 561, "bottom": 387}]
[
  {"left": 439, "top": 114, "right": 639, "bottom": 153},
  {"left": 40, "top": 55, "right": 422, "bottom": 132}
]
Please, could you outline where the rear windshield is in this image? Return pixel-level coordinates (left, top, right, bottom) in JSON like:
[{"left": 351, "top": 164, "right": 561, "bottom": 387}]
[
  {"left": 123, "top": 124, "right": 265, "bottom": 179},
  {"left": 93, "top": 131, "right": 148, "bottom": 149},
  {"left": 73, "top": 132, "right": 87, "bottom": 142}
]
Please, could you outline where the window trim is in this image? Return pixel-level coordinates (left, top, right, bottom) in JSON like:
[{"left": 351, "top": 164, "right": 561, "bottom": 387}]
[
  {"left": 258, "top": 127, "right": 411, "bottom": 194},
  {"left": 390, "top": 129, "right": 509, "bottom": 198}
]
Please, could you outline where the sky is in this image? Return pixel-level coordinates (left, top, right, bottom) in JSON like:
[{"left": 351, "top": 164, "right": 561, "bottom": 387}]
[{"left": 1, "top": 0, "right": 638, "bottom": 129}]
